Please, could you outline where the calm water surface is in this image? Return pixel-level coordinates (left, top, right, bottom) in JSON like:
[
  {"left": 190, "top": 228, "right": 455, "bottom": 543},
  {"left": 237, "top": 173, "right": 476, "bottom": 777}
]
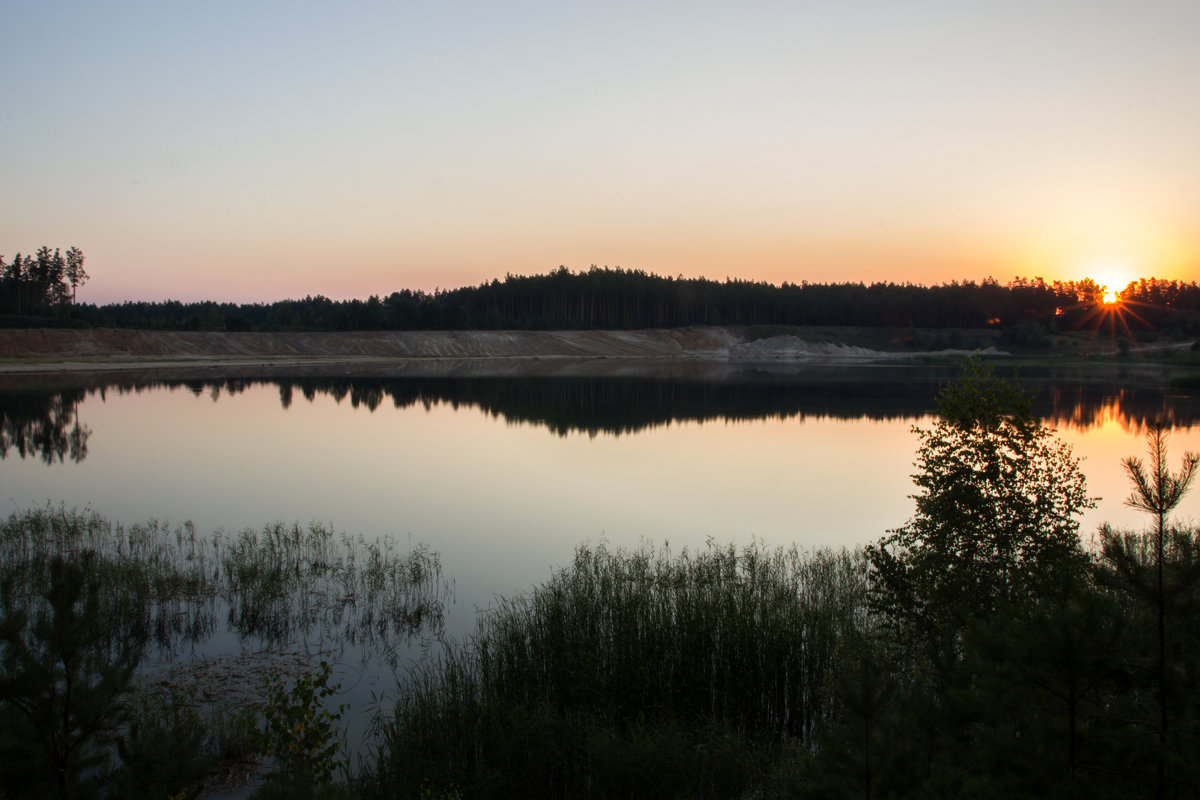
[
  {"left": 4, "top": 360, "right": 1200, "bottom": 739},
  {"left": 5, "top": 362, "right": 1200, "bottom": 631}
]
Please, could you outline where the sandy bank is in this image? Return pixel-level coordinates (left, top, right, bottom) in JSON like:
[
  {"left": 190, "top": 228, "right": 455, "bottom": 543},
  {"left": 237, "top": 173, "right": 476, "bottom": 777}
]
[{"left": 0, "top": 327, "right": 1001, "bottom": 375}]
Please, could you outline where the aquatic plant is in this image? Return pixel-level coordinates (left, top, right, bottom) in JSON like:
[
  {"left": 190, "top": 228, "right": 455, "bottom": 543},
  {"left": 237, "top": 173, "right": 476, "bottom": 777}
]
[
  {"left": 0, "top": 505, "right": 449, "bottom": 796},
  {"left": 366, "top": 541, "right": 868, "bottom": 799},
  {"left": 0, "top": 506, "right": 449, "bottom": 664},
  {"left": 110, "top": 682, "right": 215, "bottom": 800}
]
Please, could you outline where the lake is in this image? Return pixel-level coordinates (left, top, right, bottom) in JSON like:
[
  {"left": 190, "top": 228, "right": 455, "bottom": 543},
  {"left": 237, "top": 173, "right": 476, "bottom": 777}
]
[{"left": 4, "top": 358, "right": 1200, "bottom": 741}]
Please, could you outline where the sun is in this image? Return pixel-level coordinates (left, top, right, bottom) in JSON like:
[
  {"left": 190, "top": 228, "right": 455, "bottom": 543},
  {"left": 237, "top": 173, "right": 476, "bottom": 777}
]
[{"left": 1083, "top": 257, "right": 1137, "bottom": 304}]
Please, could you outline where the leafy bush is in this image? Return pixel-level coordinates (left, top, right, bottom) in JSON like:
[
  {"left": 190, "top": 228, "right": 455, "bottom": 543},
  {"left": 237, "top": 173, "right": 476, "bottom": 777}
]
[{"left": 257, "top": 660, "right": 348, "bottom": 794}]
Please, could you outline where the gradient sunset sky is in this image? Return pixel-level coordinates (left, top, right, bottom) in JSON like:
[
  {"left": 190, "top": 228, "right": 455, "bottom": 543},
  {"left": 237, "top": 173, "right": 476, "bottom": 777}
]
[{"left": 3, "top": 1, "right": 1198, "bottom": 304}]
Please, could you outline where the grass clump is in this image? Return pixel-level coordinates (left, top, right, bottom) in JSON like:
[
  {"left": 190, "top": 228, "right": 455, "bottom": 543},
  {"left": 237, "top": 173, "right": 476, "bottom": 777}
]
[{"left": 364, "top": 541, "right": 868, "bottom": 799}]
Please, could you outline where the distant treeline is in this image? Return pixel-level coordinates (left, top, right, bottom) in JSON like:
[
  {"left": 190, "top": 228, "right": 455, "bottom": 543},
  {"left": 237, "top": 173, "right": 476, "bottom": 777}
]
[{"left": 6, "top": 261, "right": 1200, "bottom": 333}]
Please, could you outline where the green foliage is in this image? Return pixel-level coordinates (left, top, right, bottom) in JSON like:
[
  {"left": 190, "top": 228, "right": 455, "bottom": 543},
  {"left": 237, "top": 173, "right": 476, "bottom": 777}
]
[
  {"left": 1096, "top": 423, "right": 1200, "bottom": 799},
  {"left": 256, "top": 661, "right": 348, "bottom": 797},
  {"left": 797, "top": 633, "right": 926, "bottom": 800},
  {"left": 809, "top": 366, "right": 1200, "bottom": 798},
  {"left": 0, "top": 508, "right": 448, "bottom": 666},
  {"left": 867, "top": 360, "right": 1094, "bottom": 635},
  {"left": 417, "top": 782, "right": 463, "bottom": 800},
  {"left": 0, "top": 507, "right": 447, "bottom": 797},
  {"left": 1121, "top": 422, "right": 1199, "bottom": 537},
  {"left": 49, "top": 266, "right": 1196, "bottom": 332},
  {"left": 0, "top": 553, "right": 145, "bottom": 799},
  {"left": 366, "top": 541, "right": 868, "bottom": 799},
  {"left": 0, "top": 246, "right": 87, "bottom": 318},
  {"left": 955, "top": 580, "right": 1132, "bottom": 797},
  {"left": 10, "top": 368, "right": 1200, "bottom": 797},
  {"left": 218, "top": 521, "right": 448, "bottom": 665},
  {"left": 840, "top": 360, "right": 1135, "bottom": 797},
  {"left": 109, "top": 684, "right": 214, "bottom": 800}
]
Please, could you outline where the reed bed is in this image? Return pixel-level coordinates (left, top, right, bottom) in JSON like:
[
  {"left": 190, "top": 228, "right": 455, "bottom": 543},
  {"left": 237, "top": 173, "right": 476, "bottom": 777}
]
[
  {"left": 0, "top": 506, "right": 449, "bottom": 663},
  {"left": 368, "top": 541, "right": 869, "bottom": 799}
]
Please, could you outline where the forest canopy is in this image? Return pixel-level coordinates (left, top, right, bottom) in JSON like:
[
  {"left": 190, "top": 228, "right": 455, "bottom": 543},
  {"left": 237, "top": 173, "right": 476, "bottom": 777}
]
[{"left": 4, "top": 256, "right": 1200, "bottom": 335}]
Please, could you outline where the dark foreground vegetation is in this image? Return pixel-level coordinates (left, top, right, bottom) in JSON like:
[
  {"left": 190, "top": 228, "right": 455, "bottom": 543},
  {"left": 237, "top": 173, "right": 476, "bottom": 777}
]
[
  {"left": 360, "top": 363, "right": 1200, "bottom": 799},
  {"left": 5, "top": 250, "right": 1200, "bottom": 339},
  {"left": 3, "top": 363, "right": 1200, "bottom": 797},
  {"left": 0, "top": 512, "right": 447, "bottom": 799}
]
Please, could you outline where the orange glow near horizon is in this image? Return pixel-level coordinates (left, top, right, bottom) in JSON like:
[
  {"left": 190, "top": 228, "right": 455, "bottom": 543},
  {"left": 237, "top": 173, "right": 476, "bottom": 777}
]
[
  {"left": 65, "top": 231, "right": 1197, "bottom": 306},
  {"left": 1082, "top": 256, "right": 1139, "bottom": 306}
]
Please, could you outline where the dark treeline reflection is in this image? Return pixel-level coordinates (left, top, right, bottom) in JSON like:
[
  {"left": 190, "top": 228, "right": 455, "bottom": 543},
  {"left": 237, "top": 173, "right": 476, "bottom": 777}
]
[
  {"left": 273, "top": 373, "right": 933, "bottom": 436},
  {"left": 3, "top": 365, "right": 1199, "bottom": 460},
  {"left": 0, "top": 388, "right": 91, "bottom": 463}
]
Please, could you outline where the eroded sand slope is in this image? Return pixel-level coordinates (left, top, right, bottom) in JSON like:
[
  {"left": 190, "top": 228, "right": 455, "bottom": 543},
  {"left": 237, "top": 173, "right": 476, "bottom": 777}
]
[
  {"left": 0, "top": 327, "right": 1004, "bottom": 375},
  {"left": 0, "top": 327, "right": 744, "bottom": 361}
]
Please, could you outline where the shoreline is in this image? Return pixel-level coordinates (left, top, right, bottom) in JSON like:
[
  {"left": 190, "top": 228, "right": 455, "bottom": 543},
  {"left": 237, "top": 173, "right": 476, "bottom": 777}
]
[
  {"left": 0, "top": 354, "right": 422, "bottom": 374},
  {"left": 7, "top": 325, "right": 1187, "bottom": 378},
  {"left": 0, "top": 326, "right": 1011, "bottom": 376}
]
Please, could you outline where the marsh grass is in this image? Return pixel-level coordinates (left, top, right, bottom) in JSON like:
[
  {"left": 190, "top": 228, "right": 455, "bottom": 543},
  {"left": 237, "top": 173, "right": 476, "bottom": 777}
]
[
  {"left": 0, "top": 505, "right": 449, "bottom": 665},
  {"left": 217, "top": 521, "right": 450, "bottom": 665},
  {"left": 0, "top": 505, "right": 451, "bottom": 796},
  {"left": 368, "top": 541, "right": 868, "bottom": 799}
]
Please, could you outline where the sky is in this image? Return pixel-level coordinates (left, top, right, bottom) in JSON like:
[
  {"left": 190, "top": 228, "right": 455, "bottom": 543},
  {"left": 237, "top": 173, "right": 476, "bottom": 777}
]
[{"left": 3, "top": 1, "right": 1199, "bottom": 304}]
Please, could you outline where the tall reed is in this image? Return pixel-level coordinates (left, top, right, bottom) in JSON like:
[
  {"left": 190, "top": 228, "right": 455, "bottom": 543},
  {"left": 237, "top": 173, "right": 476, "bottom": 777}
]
[
  {"left": 368, "top": 541, "right": 869, "bottom": 799},
  {"left": 1, "top": 505, "right": 452, "bottom": 796},
  {"left": 0, "top": 506, "right": 449, "bottom": 663}
]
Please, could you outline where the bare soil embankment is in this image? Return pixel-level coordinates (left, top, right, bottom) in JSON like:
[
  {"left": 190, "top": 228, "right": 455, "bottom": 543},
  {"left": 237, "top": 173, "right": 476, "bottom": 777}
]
[
  {"left": 0, "top": 327, "right": 1000, "bottom": 375},
  {"left": 0, "top": 328, "right": 739, "bottom": 361}
]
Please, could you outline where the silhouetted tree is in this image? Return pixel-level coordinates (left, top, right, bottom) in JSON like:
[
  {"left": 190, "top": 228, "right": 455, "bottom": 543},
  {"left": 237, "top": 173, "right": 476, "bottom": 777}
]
[
  {"left": 0, "top": 246, "right": 86, "bottom": 319},
  {"left": 64, "top": 247, "right": 87, "bottom": 306},
  {"left": 1099, "top": 424, "right": 1200, "bottom": 799},
  {"left": 53, "top": 265, "right": 1153, "bottom": 333},
  {"left": 867, "top": 360, "right": 1094, "bottom": 638}
]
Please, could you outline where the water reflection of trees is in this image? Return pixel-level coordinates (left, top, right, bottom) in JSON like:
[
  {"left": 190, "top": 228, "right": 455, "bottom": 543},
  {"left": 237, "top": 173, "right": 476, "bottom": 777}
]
[
  {"left": 0, "top": 389, "right": 91, "bottom": 463},
  {"left": 4, "top": 366, "right": 1198, "bottom": 457},
  {"left": 143, "top": 370, "right": 1200, "bottom": 436}
]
